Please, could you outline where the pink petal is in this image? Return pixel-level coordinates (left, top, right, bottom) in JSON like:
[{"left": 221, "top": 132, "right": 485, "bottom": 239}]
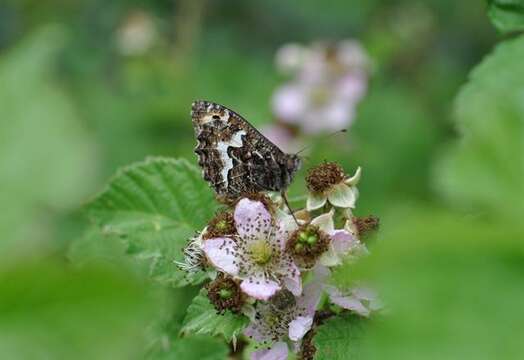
[
  {"left": 302, "top": 101, "right": 353, "bottom": 134},
  {"left": 251, "top": 342, "right": 288, "bottom": 360},
  {"left": 352, "top": 287, "right": 376, "bottom": 301},
  {"left": 240, "top": 275, "right": 281, "bottom": 300},
  {"left": 288, "top": 315, "right": 313, "bottom": 341},
  {"left": 326, "top": 286, "right": 370, "bottom": 317},
  {"left": 282, "top": 261, "right": 302, "bottom": 296},
  {"left": 234, "top": 199, "right": 272, "bottom": 240},
  {"left": 353, "top": 287, "right": 383, "bottom": 311},
  {"left": 330, "top": 229, "right": 357, "bottom": 255},
  {"left": 271, "top": 84, "right": 307, "bottom": 123},
  {"left": 244, "top": 323, "right": 266, "bottom": 343},
  {"left": 298, "top": 265, "right": 329, "bottom": 315},
  {"left": 337, "top": 72, "right": 367, "bottom": 102},
  {"left": 202, "top": 237, "right": 238, "bottom": 275},
  {"left": 323, "top": 101, "right": 354, "bottom": 130},
  {"left": 275, "top": 214, "right": 299, "bottom": 250}
]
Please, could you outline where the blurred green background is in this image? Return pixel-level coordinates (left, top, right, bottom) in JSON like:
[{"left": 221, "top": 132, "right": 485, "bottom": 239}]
[{"left": 1, "top": 0, "right": 523, "bottom": 359}]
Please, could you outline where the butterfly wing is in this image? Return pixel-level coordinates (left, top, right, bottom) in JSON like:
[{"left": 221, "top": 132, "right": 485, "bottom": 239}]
[{"left": 191, "top": 100, "right": 300, "bottom": 198}]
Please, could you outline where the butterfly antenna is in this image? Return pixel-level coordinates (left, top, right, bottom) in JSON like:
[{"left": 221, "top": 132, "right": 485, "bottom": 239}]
[
  {"left": 281, "top": 191, "right": 299, "bottom": 226},
  {"left": 295, "top": 129, "right": 347, "bottom": 155}
]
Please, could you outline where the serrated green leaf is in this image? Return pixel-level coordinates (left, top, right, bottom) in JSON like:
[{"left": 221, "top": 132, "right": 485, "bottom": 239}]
[
  {"left": 181, "top": 289, "right": 249, "bottom": 342},
  {"left": 313, "top": 314, "right": 366, "bottom": 360},
  {"left": 0, "top": 261, "right": 155, "bottom": 360},
  {"left": 86, "top": 157, "right": 218, "bottom": 287},
  {"left": 487, "top": 0, "right": 524, "bottom": 33},
  {"left": 435, "top": 35, "right": 524, "bottom": 221}
]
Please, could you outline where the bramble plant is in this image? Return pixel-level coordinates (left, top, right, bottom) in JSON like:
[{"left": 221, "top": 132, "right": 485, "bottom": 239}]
[{"left": 84, "top": 157, "right": 380, "bottom": 359}]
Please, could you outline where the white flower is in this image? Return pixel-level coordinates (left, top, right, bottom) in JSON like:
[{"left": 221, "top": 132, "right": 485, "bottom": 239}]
[
  {"left": 306, "top": 164, "right": 361, "bottom": 211},
  {"left": 310, "top": 209, "right": 363, "bottom": 267}
]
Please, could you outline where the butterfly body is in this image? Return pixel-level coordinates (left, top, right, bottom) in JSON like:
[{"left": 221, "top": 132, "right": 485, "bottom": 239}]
[{"left": 191, "top": 100, "right": 301, "bottom": 199}]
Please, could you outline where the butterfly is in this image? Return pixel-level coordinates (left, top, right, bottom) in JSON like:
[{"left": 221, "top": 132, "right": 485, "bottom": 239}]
[{"left": 191, "top": 100, "right": 302, "bottom": 200}]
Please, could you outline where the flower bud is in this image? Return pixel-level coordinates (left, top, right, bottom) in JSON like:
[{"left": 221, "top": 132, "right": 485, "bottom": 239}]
[
  {"left": 287, "top": 225, "right": 330, "bottom": 268},
  {"left": 206, "top": 274, "right": 244, "bottom": 314},
  {"left": 306, "top": 162, "right": 346, "bottom": 194}
]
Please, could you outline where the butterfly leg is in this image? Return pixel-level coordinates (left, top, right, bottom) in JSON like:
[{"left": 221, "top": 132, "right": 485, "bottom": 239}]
[{"left": 281, "top": 191, "right": 299, "bottom": 226}]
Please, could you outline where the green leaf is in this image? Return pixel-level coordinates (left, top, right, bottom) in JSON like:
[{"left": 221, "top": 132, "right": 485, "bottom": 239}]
[
  {"left": 181, "top": 289, "right": 249, "bottom": 342},
  {"left": 436, "top": 35, "right": 524, "bottom": 222},
  {"left": 68, "top": 227, "right": 130, "bottom": 267},
  {"left": 0, "top": 261, "right": 155, "bottom": 360},
  {"left": 487, "top": 0, "right": 524, "bottom": 33},
  {"left": 148, "top": 336, "right": 229, "bottom": 360},
  {"left": 356, "top": 208, "right": 524, "bottom": 360},
  {"left": 86, "top": 157, "right": 218, "bottom": 287},
  {"left": 0, "top": 25, "right": 97, "bottom": 254},
  {"left": 313, "top": 314, "right": 366, "bottom": 360}
]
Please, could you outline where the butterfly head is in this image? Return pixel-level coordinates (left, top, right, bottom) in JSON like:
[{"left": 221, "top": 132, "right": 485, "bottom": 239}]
[{"left": 285, "top": 154, "right": 302, "bottom": 180}]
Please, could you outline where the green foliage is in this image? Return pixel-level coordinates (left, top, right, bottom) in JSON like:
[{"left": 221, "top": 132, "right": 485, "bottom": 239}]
[
  {"left": 436, "top": 35, "right": 524, "bottom": 221},
  {"left": 341, "top": 85, "right": 438, "bottom": 213},
  {"left": 355, "top": 209, "right": 524, "bottom": 360},
  {"left": 0, "top": 25, "right": 97, "bottom": 254},
  {"left": 313, "top": 314, "right": 366, "bottom": 360},
  {"left": 151, "top": 337, "right": 229, "bottom": 360},
  {"left": 181, "top": 289, "right": 250, "bottom": 343},
  {"left": 487, "top": 0, "right": 524, "bottom": 33},
  {"left": 85, "top": 157, "right": 218, "bottom": 287},
  {"left": 0, "top": 261, "right": 155, "bottom": 360}
]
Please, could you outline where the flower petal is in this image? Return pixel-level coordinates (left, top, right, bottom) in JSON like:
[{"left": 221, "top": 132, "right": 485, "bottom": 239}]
[
  {"left": 275, "top": 43, "right": 305, "bottom": 74},
  {"left": 345, "top": 166, "right": 362, "bottom": 186},
  {"left": 306, "top": 192, "right": 327, "bottom": 211},
  {"left": 311, "top": 209, "right": 335, "bottom": 233},
  {"left": 251, "top": 342, "right": 288, "bottom": 360},
  {"left": 282, "top": 261, "right": 302, "bottom": 296},
  {"left": 272, "top": 84, "right": 307, "bottom": 123},
  {"left": 240, "top": 275, "right": 280, "bottom": 300},
  {"left": 319, "top": 246, "right": 342, "bottom": 267},
  {"left": 353, "top": 287, "right": 383, "bottom": 311},
  {"left": 288, "top": 316, "right": 313, "bottom": 341},
  {"left": 234, "top": 199, "right": 272, "bottom": 240},
  {"left": 337, "top": 72, "right": 367, "bottom": 103},
  {"left": 325, "top": 286, "right": 370, "bottom": 317},
  {"left": 298, "top": 265, "right": 329, "bottom": 315},
  {"left": 202, "top": 237, "right": 238, "bottom": 275},
  {"left": 328, "top": 183, "right": 357, "bottom": 208},
  {"left": 275, "top": 213, "right": 299, "bottom": 250},
  {"left": 244, "top": 323, "right": 266, "bottom": 343},
  {"left": 330, "top": 229, "right": 357, "bottom": 255}
]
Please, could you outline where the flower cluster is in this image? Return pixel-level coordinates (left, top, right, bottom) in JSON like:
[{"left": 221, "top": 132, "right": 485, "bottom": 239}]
[
  {"left": 264, "top": 40, "right": 370, "bottom": 149},
  {"left": 178, "top": 162, "right": 380, "bottom": 359}
]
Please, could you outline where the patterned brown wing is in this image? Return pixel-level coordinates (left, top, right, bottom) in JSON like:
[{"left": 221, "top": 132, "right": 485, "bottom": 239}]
[{"left": 191, "top": 100, "right": 301, "bottom": 198}]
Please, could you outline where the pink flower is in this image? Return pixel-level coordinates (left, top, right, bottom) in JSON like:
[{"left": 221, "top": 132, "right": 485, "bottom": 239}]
[
  {"left": 203, "top": 199, "right": 301, "bottom": 300},
  {"left": 272, "top": 40, "right": 370, "bottom": 134},
  {"left": 245, "top": 266, "right": 329, "bottom": 359}
]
